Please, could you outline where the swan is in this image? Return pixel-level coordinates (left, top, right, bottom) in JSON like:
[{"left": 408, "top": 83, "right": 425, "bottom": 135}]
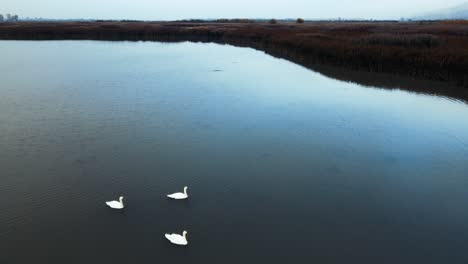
[
  {"left": 165, "top": 231, "right": 188, "bottom": 246},
  {"left": 106, "top": 196, "right": 124, "bottom": 209},
  {"left": 167, "top": 186, "right": 188, "bottom": 200}
]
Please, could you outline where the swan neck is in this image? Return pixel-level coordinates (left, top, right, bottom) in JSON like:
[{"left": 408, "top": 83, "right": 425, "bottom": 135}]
[{"left": 184, "top": 187, "right": 188, "bottom": 195}]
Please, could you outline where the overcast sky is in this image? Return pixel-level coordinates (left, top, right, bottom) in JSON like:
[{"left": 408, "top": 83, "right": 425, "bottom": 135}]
[{"left": 1, "top": 0, "right": 466, "bottom": 20}]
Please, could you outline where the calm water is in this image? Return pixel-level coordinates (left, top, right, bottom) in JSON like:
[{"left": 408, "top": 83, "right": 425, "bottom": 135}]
[{"left": 1, "top": 41, "right": 468, "bottom": 264}]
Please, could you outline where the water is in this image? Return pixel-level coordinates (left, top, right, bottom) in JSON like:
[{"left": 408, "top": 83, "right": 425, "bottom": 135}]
[{"left": 1, "top": 41, "right": 468, "bottom": 264}]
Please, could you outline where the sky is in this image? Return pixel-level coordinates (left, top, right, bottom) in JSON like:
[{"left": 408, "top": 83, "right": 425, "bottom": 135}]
[{"left": 1, "top": 0, "right": 466, "bottom": 20}]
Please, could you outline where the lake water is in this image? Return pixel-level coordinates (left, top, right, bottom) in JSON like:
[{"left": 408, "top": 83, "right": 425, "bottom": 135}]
[{"left": 1, "top": 41, "right": 468, "bottom": 264}]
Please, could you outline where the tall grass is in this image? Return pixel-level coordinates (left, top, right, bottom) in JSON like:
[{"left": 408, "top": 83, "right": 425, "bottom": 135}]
[{"left": 355, "top": 33, "right": 442, "bottom": 48}]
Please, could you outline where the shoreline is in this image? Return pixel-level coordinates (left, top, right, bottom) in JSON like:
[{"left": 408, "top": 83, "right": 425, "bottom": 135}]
[{"left": 1, "top": 21, "right": 468, "bottom": 101}]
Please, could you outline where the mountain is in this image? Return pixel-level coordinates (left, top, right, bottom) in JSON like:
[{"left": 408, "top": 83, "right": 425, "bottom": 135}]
[{"left": 415, "top": 2, "right": 468, "bottom": 20}]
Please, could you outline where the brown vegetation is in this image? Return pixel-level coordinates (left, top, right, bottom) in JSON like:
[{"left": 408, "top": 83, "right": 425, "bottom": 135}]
[
  {"left": 440, "top": 20, "right": 468, "bottom": 25},
  {"left": 354, "top": 33, "right": 442, "bottom": 48},
  {"left": 296, "top": 18, "right": 305, "bottom": 24},
  {"left": 0, "top": 21, "right": 467, "bottom": 91}
]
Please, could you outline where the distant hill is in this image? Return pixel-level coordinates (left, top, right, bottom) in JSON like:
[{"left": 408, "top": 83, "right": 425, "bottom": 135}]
[{"left": 415, "top": 2, "right": 468, "bottom": 20}]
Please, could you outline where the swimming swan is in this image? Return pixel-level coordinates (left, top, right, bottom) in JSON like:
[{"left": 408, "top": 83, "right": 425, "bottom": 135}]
[
  {"left": 167, "top": 186, "right": 188, "bottom": 200},
  {"left": 165, "top": 231, "right": 188, "bottom": 245},
  {"left": 106, "top": 196, "right": 124, "bottom": 209}
]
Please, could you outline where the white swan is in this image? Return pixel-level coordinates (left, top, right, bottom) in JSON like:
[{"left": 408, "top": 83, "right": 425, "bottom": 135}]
[
  {"left": 106, "top": 196, "right": 124, "bottom": 209},
  {"left": 167, "top": 186, "right": 188, "bottom": 200},
  {"left": 165, "top": 231, "right": 188, "bottom": 246}
]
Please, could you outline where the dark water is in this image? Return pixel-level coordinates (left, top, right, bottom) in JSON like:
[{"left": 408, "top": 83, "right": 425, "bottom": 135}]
[{"left": 1, "top": 41, "right": 468, "bottom": 264}]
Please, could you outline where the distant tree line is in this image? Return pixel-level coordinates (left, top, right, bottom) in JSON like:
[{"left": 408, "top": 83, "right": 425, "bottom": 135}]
[
  {"left": 215, "top": 18, "right": 255, "bottom": 23},
  {"left": 175, "top": 18, "right": 308, "bottom": 24},
  {"left": 0, "top": 14, "right": 19, "bottom": 22}
]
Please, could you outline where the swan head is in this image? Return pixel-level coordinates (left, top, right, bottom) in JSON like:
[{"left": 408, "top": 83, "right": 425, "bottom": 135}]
[
  {"left": 183, "top": 231, "right": 188, "bottom": 236},
  {"left": 119, "top": 196, "right": 124, "bottom": 201},
  {"left": 184, "top": 186, "right": 188, "bottom": 192}
]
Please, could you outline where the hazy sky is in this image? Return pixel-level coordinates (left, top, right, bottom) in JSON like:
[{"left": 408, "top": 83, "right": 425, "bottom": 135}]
[{"left": 1, "top": 0, "right": 466, "bottom": 20}]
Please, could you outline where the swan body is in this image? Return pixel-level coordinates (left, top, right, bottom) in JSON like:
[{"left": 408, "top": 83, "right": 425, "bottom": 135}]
[
  {"left": 167, "top": 186, "right": 188, "bottom": 200},
  {"left": 106, "top": 196, "right": 124, "bottom": 209},
  {"left": 165, "top": 231, "right": 188, "bottom": 245}
]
